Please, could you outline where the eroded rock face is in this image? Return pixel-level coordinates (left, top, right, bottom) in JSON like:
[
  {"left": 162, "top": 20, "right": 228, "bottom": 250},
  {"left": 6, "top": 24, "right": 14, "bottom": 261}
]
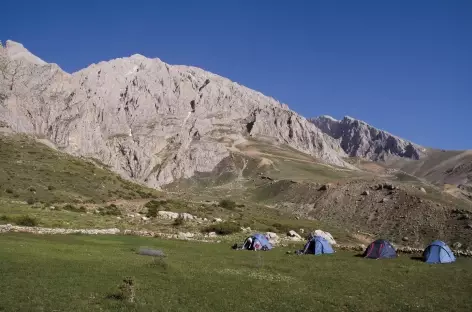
[
  {"left": 0, "top": 41, "right": 348, "bottom": 187},
  {"left": 311, "top": 115, "right": 426, "bottom": 161}
]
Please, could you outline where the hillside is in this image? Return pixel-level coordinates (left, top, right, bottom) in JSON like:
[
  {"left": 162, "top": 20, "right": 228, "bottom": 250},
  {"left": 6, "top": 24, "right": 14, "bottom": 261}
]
[
  {"left": 1, "top": 40, "right": 472, "bottom": 248},
  {"left": 0, "top": 133, "right": 159, "bottom": 204}
]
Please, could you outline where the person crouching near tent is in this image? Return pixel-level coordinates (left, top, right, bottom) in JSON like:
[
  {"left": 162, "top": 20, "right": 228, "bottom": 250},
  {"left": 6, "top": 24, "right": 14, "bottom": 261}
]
[{"left": 233, "top": 233, "right": 273, "bottom": 251}]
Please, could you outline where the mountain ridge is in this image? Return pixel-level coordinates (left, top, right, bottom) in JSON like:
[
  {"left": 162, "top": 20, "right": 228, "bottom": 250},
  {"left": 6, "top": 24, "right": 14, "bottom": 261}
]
[{"left": 0, "top": 40, "right": 465, "bottom": 188}]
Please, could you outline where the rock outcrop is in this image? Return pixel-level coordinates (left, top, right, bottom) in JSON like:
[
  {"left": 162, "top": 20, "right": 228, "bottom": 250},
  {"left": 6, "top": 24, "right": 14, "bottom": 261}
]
[
  {"left": 0, "top": 40, "right": 348, "bottom": 187},
  {"left": 310, "top": 115, "right": 427, "bottom": 161}
]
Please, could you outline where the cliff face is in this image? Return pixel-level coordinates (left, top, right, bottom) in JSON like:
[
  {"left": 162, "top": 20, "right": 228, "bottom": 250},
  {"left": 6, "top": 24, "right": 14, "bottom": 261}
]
[
  {"left": 0, "top": 40, "right": 347, "bottom": 187},
  {"left": 311, "top": 115, "right": 427, "bottom": 161}
]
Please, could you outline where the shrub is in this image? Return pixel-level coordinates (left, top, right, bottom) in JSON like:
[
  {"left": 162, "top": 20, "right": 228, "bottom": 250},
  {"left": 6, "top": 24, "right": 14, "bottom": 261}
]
[
  {"left": 63, "top": 204, "right": 86, "bottom": 213},
  {"left": 26, "top": 198, "right": 36, "bottom": 205},
  {"left": 5, "top": 188, "right": 13, "bottom": 194},
  {"left": 15, "top": 215, "right": 38, "bottom": 227},
  {"left": 108, "top": 277, "right": 136, "bottom": 303},
  {"left": 173, "top": 216, "right": 185, "bottom": 226},
  {"left": 219, "top": 199, "right": 236, "bottom": 210},
  {"left": 203, "top": 222, "right": 241, "bottom": 235},
  {"left": 146, "top": 206, "right": 159, "bottom": 218},
  {"left": 47, "top": 185, "right": 55, "bottom": 191},
  {"left": 0, "top": 215, "right": 12, "bottom": 222},
  {"left": 145, "top": 200, "right": 165, "bottom": 209},
  {"left": 271, "top": 222, "right": 294, "bottom": 233},
  {"left": 99, "top": 204, "right": 121, "bottom": 216},
  {"left": 28, "top": 187, "right": 36, "bottom": 192}
]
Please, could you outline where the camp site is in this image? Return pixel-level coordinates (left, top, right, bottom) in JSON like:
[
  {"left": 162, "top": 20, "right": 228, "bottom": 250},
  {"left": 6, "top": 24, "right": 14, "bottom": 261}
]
[{"left": 2, "top": 1, "right": 472, "bottom": 311}]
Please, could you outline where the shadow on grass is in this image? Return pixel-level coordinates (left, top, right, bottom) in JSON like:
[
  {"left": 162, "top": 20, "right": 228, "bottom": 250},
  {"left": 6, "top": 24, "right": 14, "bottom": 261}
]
[
  {"left": 410, "top": 256, "right": 424, "bottom": 262},
  {"left": 354, "top": 253, "right": 365, "bottom": 258}
]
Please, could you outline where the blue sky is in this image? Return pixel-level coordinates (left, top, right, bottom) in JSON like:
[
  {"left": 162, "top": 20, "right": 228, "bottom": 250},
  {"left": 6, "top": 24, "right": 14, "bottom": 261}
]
[{"left": 1, "top": 0, "right": 471, "bottom": 149}]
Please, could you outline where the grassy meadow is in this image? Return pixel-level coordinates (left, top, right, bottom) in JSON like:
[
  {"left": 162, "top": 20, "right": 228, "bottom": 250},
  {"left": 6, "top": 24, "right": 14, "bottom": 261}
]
[{"left": 0, "top": 233, "right": 471, "bottom": 312}]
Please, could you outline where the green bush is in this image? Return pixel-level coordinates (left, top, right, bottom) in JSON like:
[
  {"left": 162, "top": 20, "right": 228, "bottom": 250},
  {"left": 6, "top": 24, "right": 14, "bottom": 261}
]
[
  {"left": 146, "top": 206, "right": 159, "bottom": 218},
  {"left": 15, "top": 215, "right": 38, "bottom": 227},
  {"left": 98, "top": 204, "right": 121, "bottom": 216},
  {"left": 145, "top": 200, "right": 162, "bottom": 208},
  {"left": 26, "top": 198, "right": 36, "bottom": 205},
  {"left": 63, "top": 204, "right": 86, "bottom": 213},
  {"left": 219, "top": 199, "right": 236, "bottom": 210},
  {"left": 0, "top": 215, "right": 12, "bottom": 222},
  {"left": 173, "top": 216, "right": 185, "bottom": 226},
  {"left": 203, "top": 222, "right": 241, "bottom": 235}
]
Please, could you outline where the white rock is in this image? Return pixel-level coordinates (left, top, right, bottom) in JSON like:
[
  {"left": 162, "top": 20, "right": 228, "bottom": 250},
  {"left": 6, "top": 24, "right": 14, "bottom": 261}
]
[
  {"left": 213, "top": 218, "right": 223, "bottom": 223},
  {"left": 287, "top": 230, "right": 302, "bottom": 239},
  {"left": 158, "top": 211, "right": 180, "bottom": 220},
  {"left": 178, "top": 232, "right": 195, "bottom": 239},
  {"left": 141, "top": 216, "right": 149, "bottom": 221},
  {"left": 179, "top": 212, "right": 195, "bottom": 220},
  {"left": 207, "top": 232, "right": 217, "bottom": 238},
  {"left": 314, "top": 230, "right": 336, "bottom": 245},
  {"left": 265, "top": 232, "right": 279, "bottom": 239}
]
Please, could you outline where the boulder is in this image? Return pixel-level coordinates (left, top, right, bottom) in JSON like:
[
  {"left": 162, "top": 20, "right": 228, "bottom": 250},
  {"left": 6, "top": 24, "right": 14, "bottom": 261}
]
[
  {"left": 319, "top": 184, "right": 332, "bottom": 191},
  {"left": 240, "top": 227, "right": 252, "bottom": 233},
  {"left": 287, "top": 230, "right": 302, "bottom": 239},
  {"left": 453, "top": 242, "right": 462, "bottom": 249},
  {"left": 207, "top": 232, "right": 217, "bottom": 238},
  {"left": 383, "top": 183, "right": 396, "bottom": 190},
  {"left": 178, "top": 232, "right": 195, "bottom": 240},
  {"left": 419, "top": 187, "right": 427, "bottom": 193},
  {"left": 157, "top": 211, "right": 180, "bottom": 220},
  {"left": 213, "top": 218, "right": 223, "bottom": 223},
  {"left": 361, "top": 190, "right": 370, "bottom": 196},
  {"left": 179, "top": 212, "right": 195, "bottom": 220},
  {"left": 313, "top": 230, "right": 336, "bottom": 245}
]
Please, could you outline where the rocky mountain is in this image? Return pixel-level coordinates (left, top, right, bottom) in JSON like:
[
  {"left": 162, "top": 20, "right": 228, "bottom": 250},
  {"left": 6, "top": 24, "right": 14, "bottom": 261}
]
[
  {"left": 0, "top": 40, "right": 349, "bottom": 188},
  {"left": 310, "top": 115, "right": 427, "bottom": 161},
  {"left": 0, "top": 40, "right": 464, "bottom": 190}
]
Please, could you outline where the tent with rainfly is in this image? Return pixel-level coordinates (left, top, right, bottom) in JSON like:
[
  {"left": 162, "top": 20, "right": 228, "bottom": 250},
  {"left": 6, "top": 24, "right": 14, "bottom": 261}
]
[
  {"left": 241, "top": 233, "right": 273, "bottom": 251},
  {"left": 423, "top": 240, "right": 456, "bottom": 264},
  {"left": 363, "top": 239, "right": 397, "bottom": 259},
  {"left": 302, "top": 236, "right": 334, "bottom": 255}
]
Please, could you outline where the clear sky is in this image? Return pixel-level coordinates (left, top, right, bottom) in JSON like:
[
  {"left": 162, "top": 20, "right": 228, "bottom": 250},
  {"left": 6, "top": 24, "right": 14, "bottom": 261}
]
[{"left": 1, "top": 0, "right": 471, "bottom": 149}]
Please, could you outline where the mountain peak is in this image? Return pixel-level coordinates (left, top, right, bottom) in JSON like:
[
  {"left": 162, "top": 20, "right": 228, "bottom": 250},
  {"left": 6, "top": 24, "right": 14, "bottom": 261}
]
[
  {"left": 311, "top": 115, "right": 426, "bottom": 161},
  {"left": 4, "top": 40, "right": 47, "bottom": 66}
]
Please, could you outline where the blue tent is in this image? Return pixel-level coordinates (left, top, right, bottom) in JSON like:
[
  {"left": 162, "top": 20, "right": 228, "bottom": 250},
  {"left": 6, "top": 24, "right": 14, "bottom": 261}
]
[
  {"left": 302, "top": 236, "right": 334, "bottom": 255},
  {"left": 242, "top": 233, "right": 273, "bottom": 251},
  {"left": 364, "top": 239, "right": 397, "bottom": 259},
  {"left": 423, "top": 240, "right": 456, "bottom": 264}
]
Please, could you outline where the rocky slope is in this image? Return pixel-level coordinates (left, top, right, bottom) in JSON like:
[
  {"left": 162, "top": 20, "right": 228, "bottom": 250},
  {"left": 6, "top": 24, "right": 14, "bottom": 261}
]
[
  {"left": 311, "top": 115, "right": 427, "bottom": 161},
  {"left": 1, "top": 40, "right": 468, "bottom": 190},
  {"left": 0, "top": 40, "right": 348, "bottom": 188}
]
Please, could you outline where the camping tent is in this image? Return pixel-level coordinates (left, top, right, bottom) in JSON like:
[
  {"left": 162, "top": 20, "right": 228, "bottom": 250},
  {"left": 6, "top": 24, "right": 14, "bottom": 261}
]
[
  {"left": 302, "top": 236, "right": 334, "bottom": 255},
  {"left": 423, "top": 240, "right": 456, "bottom": 264},
  {"left": 364, "top": 239, "right": 397, "bottom": 259},
  {"left": 241, "top": 233, "right": 273, "bottom": 251}
]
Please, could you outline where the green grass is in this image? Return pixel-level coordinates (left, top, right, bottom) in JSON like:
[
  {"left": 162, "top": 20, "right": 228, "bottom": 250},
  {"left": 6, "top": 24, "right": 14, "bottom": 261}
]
[
  {"left": 0, "top": 233, "right": 471, "bottom": 312},
  {"left": 0, "top": 134, "right": 159, "bottom": 204}
]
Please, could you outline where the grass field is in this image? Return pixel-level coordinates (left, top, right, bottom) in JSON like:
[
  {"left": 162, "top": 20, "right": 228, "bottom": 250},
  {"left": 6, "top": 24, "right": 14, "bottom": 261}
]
[
  {"left": 0, "top": 134, "right": 159, "bottom": 204},
  {"left": 0, "top": 233, "right": 471, "bottom": 312}
]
